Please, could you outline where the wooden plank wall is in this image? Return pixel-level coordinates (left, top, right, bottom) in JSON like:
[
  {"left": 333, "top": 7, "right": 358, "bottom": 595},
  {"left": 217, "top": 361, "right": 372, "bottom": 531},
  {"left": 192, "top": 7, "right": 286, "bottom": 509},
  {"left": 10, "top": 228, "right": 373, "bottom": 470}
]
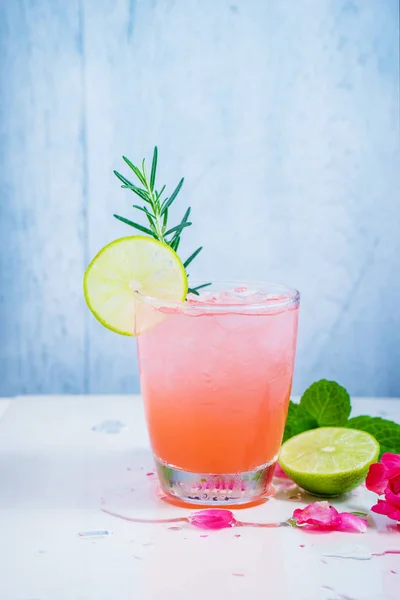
[{"left": 0, "top": 0, "right": 399, "bottom": 396}]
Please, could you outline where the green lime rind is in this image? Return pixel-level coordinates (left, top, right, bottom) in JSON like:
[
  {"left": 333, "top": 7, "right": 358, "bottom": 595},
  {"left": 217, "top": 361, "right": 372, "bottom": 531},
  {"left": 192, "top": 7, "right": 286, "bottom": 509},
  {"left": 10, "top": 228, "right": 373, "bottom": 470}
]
[
  {"left": 83, "top": 236, "right": 188, "bottom": 336},
  {"left": 279, "top": 427, "right": 380, "bottom": 497}
]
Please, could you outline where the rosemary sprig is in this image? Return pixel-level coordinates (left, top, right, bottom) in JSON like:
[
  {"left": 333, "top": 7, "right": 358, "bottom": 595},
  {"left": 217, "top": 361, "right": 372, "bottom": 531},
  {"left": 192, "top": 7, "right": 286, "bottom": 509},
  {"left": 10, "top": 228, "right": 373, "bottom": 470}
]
[{"left": 113, "top": 147, "right": 210, "bottom": 296}]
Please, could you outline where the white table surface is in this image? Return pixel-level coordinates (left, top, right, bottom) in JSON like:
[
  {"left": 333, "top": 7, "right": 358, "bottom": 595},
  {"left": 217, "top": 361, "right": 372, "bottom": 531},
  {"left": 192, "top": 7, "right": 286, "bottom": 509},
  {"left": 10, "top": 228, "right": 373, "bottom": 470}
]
[{"left": 0, "top": 395, "right": 399, "bottom": 600}]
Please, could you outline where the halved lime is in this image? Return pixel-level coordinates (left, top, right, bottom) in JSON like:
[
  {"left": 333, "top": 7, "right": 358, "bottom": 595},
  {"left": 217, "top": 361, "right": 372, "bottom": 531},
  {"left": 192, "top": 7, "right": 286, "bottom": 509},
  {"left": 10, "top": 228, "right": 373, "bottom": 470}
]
[
  {"left": 83, "top": 236, "right": 187, "bottom": 335},
  {"left": 279, "top": 427, "right": 379, "bottom": 497}
]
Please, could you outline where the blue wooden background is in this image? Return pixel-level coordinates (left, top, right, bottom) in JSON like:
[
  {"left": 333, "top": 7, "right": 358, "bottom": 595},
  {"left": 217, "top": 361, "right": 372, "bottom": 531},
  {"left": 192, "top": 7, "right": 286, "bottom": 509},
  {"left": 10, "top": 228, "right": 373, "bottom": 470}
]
[{"left": 0, "top": 0, "right": 399, "bottom": 397}]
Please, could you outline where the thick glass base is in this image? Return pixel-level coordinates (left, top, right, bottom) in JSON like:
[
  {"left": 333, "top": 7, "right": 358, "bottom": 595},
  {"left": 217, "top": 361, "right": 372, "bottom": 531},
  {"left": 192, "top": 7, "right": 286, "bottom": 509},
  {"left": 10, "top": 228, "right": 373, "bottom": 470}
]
[{"left": 154, "top": 455, "right": 277, "bottom": 506}]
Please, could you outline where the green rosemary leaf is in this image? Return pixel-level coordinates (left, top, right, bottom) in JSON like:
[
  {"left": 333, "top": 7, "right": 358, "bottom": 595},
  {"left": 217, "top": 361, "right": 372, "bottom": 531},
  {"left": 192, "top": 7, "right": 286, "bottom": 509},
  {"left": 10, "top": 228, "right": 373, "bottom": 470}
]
[
  {"left": 122, "top": 157, "right": 147, "bottom": 187},
  {"left": 170, "top": 236, "right": 180, "bottom": 252},
  {"left": 165, "top": 221, "right": 192, "bottom": 237},
  {"left": 144, "top": 212, "right": 156, "bottom": 231},
  {"left": 132, "top": 204, "right": 150, "bottom": 214},
  {"left": 135, "top": 202, "right": 157, "bottom": 233},
  {"left": 160, "top": 196, "right": 169, "bottom": 211},
  {"left": 162, "top": 208, "right": 168, "bottom": 230},
  {"left": 183, "top": 247, "right": 203, "bottom": 268},
  {"left": 113, "top": 214, "right": 156, "bottom": 237},
  {"left": 114, "top": 171, "right": 150, "bottom": 203},
  {"left": 135, "top": 204, "right": 155, "bottom": 219},
  {"left": 125, "top": 186, "right": 150, "bottom": 203},
  {"left": 181, "top": 206, "right": 191, "bottom": 224},
  {"left": 188, "top": 287, "right": 200, "bottom": 296},
  {"left": 189, "top": 283, "right": 212, "bottom": 293},
  {"left": 161, "top": 178, "right": 184, "bottom": 215},
  {"left": 157, "top": 184, "right": 166, "bottom": 199},
  {"left": 115, "top": 150, "right": 204, "bottom": 280},
  {"left": 114, "top": 170, "right": 132, "bottom": 187},
  {"left": 150, "top": 146, "right": 158, "bottom": 191}
]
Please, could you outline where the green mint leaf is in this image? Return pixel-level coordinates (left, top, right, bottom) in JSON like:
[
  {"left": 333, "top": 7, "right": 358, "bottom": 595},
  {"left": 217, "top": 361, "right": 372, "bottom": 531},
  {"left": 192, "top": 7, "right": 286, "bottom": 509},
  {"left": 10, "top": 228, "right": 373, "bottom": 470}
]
[
  {"left": 346, "top": 415, "right": 400, "bottom": 458},
  {"left": 299, "top": 379, "right": 351, "bottom": 426},
  {"left": 282, "top": 401, "right": 318, "bottom": 443}
]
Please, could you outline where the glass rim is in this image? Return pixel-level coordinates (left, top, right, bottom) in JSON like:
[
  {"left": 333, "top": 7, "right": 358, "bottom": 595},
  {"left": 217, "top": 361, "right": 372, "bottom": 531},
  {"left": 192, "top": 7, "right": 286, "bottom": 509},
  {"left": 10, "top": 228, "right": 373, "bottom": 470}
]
[{"left": 135, "top": 280, "right": 300, "bottom": 313}]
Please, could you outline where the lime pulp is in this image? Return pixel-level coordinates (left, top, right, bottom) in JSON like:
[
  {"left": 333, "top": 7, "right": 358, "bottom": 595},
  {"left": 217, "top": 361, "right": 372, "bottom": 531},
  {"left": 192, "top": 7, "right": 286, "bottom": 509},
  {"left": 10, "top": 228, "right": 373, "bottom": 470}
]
[{"left": 83, "top": 236, "right": 188, "bottom": 336}]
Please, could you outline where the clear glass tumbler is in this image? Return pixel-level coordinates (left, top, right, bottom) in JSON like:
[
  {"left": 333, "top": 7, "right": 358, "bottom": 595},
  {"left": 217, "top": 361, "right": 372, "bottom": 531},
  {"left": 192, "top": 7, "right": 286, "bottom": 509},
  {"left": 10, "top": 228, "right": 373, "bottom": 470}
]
[{"left": 135, "top": 282, "right": 300, "bottom": 506}]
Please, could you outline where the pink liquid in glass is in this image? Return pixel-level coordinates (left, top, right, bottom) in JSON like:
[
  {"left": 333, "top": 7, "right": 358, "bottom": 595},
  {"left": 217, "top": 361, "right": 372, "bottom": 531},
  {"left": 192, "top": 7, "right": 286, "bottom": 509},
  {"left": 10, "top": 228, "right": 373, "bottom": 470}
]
[{"left": 136, "top": 283, "right": 299, "bottom": 505}]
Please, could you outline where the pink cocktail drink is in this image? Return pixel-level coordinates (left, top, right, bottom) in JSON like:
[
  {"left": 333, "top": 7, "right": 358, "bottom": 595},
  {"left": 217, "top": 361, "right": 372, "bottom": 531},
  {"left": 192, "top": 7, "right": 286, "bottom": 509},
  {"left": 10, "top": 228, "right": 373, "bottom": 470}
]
[{"left": 136, "top": 283, "right": 299, "bottom": 505}]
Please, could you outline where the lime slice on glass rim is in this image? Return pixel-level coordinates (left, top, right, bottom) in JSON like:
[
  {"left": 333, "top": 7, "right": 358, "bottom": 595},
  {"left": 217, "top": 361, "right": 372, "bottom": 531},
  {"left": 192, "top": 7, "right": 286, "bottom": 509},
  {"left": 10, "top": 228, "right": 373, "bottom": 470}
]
[
  {"left": 83, "top": 236, "right": 188, "bottom": 336},
  {"left": 279, "top": 427, "right": 379, "bottom": 497}
]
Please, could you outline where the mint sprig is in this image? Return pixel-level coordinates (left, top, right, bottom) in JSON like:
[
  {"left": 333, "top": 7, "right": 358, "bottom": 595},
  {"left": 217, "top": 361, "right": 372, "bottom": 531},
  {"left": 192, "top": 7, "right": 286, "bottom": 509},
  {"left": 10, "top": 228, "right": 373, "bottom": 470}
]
[
  {"left": 283, "top": 379, "right": 400, "bottom": 458},
  {"left": 300, "top": 380, "right": 351, "bottom": 426},
  {"left": 346, "top": 416, "right": 400, "bottom": 457},
  {"left": 282, "top": 401, "right": 318, "bottom": 443}
]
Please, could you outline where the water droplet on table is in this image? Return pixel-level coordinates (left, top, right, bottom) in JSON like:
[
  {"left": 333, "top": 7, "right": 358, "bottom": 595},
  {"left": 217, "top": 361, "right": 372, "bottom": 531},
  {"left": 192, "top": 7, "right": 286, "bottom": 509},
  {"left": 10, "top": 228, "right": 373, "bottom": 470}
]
[
  {"left": 323, "top": 553, "right": 372, "bottom": 561},
  {"left": 92, "top": 420, "right": 126, "bottom": 434},
  {"left": 78, "top": 530, "right": 110, "bottom": 538}
]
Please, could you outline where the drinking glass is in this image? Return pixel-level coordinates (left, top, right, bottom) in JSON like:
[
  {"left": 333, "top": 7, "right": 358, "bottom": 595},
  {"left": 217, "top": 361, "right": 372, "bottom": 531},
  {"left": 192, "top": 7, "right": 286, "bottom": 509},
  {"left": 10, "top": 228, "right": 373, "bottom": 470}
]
[{"left": 135, "top": 281, "right": 300, "bottom": 506}]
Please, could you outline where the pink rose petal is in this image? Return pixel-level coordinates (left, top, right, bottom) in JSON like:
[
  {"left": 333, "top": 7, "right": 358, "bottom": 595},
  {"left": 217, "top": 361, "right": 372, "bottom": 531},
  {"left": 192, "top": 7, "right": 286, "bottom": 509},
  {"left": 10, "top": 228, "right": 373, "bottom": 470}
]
[
  {"left": 292, "top": 502, "right": 367, "bottom": 533},
  {"left": 366, "top": 463, "right": 389, "bottom": 495},
  {"left": 381, "top": 453, "right": 400, "bottom": 478},
  {"left": 189, "top": 509, "right": 237, "bottom": 530},
  {"left": 293, "top": 502, "right": 341, "bottom": 529},
  {"left": 366, "top": 454, "right": 400, "bottom": 496},
  {"left": 366, "top": 453, "right": 400, "bottom": 522},
  {"left": 386, "top": 485, "right": 400, "bottom": 509},
  {"left": 336, "top": 512, "right": 368, "bottom": 533},
  {"left": 371, "top": 499, "right": 400, "bottom": 521},
  {"left": 389, "top": 475, "right": 400, "bottom": 496},
  {"left": 274, "top": 463, "right": 292, "bottom": 480}
]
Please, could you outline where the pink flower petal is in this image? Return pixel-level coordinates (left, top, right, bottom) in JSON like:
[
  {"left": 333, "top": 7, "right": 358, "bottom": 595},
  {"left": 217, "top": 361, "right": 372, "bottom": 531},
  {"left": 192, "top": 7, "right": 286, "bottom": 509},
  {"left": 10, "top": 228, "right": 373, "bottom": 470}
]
[
  {"left": 381, "top": 453, "right": 400, "bottom": 478},
  {"left": 365, "top": 463, "right": 389, "bottom": 495},
  {"left": 293, "top": 502, "right": 341, "bottom": 530},
  {"left": 274, "top": 463, "right": 292, "bottom": 480},
  {"left": 371, "top": 499, "right": 400, "bottom": 521},
  {"left": 292, "top": 502, "right": 367, "bottom": 532},
  {"left": 336, "top": 512, "right": 368, "bottom": 533},
  {"left": 189, "top": 509, "right": 237, "bottom": 530},
  {"left": 388, "top": 475, "right": 400, "bottom": 496},
  {"left": 385, "top": 485, "right": 400, "bottom": 510}
]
